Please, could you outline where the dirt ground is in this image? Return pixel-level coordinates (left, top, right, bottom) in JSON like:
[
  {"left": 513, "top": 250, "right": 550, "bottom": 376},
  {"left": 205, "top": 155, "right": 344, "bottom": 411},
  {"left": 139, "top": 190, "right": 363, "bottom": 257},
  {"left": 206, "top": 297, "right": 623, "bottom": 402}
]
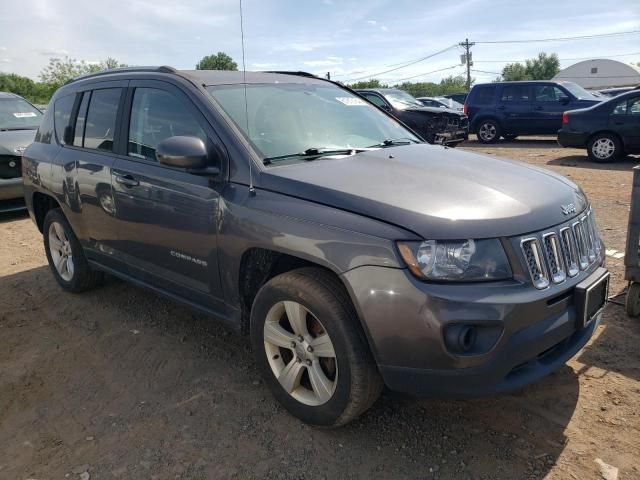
[{"left": 1, "top": 138, "right": 639, "bottom": 480}]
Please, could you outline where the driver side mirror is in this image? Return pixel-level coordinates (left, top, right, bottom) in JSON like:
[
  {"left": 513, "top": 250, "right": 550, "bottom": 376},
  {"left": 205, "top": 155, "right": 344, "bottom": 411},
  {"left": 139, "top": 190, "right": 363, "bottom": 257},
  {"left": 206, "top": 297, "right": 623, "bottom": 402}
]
[{"left": 156, "top": 136, "right": 220, "bottom": 176}]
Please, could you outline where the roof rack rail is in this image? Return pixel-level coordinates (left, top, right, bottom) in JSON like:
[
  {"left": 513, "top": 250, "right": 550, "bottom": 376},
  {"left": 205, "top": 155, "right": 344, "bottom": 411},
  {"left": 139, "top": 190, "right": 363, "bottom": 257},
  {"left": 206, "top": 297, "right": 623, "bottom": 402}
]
[
  {"left": 263, "top": 70, "right": 318, "bottom": 78},
  {"left": 65, "top": 66, "right": 177, "bottom": 85}
]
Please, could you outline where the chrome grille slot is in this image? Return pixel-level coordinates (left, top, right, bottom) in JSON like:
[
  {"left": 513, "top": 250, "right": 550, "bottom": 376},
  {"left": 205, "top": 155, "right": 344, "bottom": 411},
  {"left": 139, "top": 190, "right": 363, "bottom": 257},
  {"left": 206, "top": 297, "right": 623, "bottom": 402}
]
[
  {"left": 580, "top": 215, "right": 596, "bottom": 262},
  {"left": 521, "top": 238, "right": 549, "bottom": 289},
  {"left": 572, "top": 221, "right": 589, "bottom": 270},
  {"left": 587, "top": 210, "right": 601, "bottom": 256},
  {"left": 559, "top": 227, "right": 580, "bottom": 277},
  {"left": 542, "top": 233, "right": 566, "bottom": 283}
]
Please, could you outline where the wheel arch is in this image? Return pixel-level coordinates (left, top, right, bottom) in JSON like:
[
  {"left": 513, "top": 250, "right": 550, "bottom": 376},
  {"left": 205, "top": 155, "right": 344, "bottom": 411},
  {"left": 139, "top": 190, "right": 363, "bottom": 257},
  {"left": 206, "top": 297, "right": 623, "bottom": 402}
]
[
  {"left": 32, "top": 191, "right": 62, "bottom": 233},
  {"left": 588, "top": 130, "right": 625, "bottom": 149},
  {"left": 471, "top": 115, "right": 502, "bottom": 133}
]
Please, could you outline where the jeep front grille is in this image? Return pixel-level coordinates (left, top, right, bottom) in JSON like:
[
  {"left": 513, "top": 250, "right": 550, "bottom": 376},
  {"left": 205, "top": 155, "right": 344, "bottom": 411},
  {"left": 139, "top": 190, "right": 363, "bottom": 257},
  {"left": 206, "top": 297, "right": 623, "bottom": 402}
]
[
  {"left": 542, "top": 233, "right": 566, "bottom": 284},
  {"left": 559, "top": 227, "right": 580, "bottom": 277},
  {"left": 520, "top": 208, "right": 601, "bottom": 289},
  {"left": 521, "top": 238, "right": 549, "bottom": 289}
]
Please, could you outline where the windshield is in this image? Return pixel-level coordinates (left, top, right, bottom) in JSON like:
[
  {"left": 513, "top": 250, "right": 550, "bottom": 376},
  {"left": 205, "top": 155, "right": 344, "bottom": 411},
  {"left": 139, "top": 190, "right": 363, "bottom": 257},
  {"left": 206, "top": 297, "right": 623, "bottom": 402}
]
[
  {"left": 561, "top": 82, "right": 600, "bottom": 101},
  {"left": 207, "top": 83, "right": 419, "bottom": 162},
  {"left": 381, "top": 89, "right": 424, "bottom": 110},
  {"left": 0, "top": 97, "right": 42, "bottom": 130}
]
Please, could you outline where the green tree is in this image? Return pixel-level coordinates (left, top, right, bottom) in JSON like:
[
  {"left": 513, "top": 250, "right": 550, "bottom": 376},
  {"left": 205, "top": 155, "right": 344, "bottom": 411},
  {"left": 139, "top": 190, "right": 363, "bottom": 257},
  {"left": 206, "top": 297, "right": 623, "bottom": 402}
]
[
  {"left": 0, "top": 73, "right": 54, "bottom": 104},
  {"left": 196, "top": 52, "right": 238, "bottom": 71},
  {"left": 501, "top": 52, "right": 560, "bottom": 81},
  {"left": 39, "top": 56, "right": 128, "bottom": 90},
  {"left": 394, "top": 76, "right": 469, "bottom": 97},
  {"left": 348, "top": 79, "right": 389, "bottom": 89}
]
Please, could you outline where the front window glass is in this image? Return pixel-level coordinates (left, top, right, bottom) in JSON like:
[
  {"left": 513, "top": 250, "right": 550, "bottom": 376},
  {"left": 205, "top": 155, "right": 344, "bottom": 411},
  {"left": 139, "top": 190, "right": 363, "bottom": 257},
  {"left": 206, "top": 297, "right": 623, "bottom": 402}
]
[
  {"left": 128, "top": 88, "right": 207, "bottom": 162},
  {"left": 54, "top": 94, "right": 75, "bottom": 144},
  {"left": 207, "top": 83, "right": 418, "bottom": 162},
  {"left": 0, "top": 97, "right": 42, "bottom": 131},
  {"left": 533, "top": 86, "right": 569, "bottom": 102},
  {"left": 629, "top": 98, "right": 640, "bottom": 115},
  {"left": 612, "top": 99, "right": 628, "bottom": 115},
  {"left": 561, "top": 82, "right": 599, "bottom": 100},
  {"left": 380, "top": 89, "right": 423, "bottom": 110}
]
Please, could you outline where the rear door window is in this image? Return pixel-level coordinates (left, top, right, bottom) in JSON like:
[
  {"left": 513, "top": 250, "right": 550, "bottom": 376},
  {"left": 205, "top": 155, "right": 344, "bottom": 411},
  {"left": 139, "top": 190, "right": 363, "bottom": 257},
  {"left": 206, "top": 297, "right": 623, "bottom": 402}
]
[
  {"left": 472, "top": 86, "right": 496, "bottom": 105},
  {"left": 73, "top": 92, "right": 90, "bottom": 147},
  {"left": 83, "top": 88, "right": 122, "bottom": 152},
  {"left": 54, "top": 94, "right": 76, "bottom": 145},
  {"left": 500, "top": 85, "right": 530, "bottom": 103}
]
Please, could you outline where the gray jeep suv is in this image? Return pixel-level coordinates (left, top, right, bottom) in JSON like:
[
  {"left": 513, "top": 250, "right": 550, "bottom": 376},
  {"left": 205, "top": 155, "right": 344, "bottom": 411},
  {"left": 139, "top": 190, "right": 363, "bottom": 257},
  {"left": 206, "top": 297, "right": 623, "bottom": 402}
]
[{"left": 23, "top": 67, "right": 609, "bottom": 426}]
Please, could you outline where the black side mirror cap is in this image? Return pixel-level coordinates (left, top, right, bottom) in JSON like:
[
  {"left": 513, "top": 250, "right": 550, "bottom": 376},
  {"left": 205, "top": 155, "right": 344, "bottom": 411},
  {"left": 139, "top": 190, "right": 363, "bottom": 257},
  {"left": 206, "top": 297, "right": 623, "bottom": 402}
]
[{"left": 156, "top": 135, "right": 210, "bottom": 169}]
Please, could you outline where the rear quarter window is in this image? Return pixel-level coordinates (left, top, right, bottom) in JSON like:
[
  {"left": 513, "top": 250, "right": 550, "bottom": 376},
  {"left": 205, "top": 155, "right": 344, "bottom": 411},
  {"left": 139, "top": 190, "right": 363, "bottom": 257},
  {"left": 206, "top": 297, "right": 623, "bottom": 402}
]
[
  {"left": 54, "top": 94, "right": 76, "bottom": 145},
  {"left": 471, "top": 86, "right": 496, "bottom": 105}
]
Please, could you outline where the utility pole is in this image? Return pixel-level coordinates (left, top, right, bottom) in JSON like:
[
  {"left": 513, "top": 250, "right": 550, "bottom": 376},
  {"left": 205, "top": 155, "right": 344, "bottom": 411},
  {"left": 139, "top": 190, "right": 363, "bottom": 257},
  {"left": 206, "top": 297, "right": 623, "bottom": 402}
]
[
  {"left": 459, "top": 38, "right": 475, "bottom": 91},
  {"left": 325, "top": 72, "right": 331, "bottom": 80}
]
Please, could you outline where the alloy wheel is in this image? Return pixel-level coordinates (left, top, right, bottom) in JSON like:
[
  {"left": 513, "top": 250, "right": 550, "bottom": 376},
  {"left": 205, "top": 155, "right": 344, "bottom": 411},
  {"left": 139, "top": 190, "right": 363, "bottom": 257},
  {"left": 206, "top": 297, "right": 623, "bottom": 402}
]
[
  {"left": 48, "top": 221, "right": 74, "bottom": 281},
  {"left": 479, "top": 122, "right": 497, "bottom": 142},
  {"left": 591, "top": 138, "right": 615, "bottom": 160},
  {"left": 263, "top": 301, "right": 338, "bottom": 406}
]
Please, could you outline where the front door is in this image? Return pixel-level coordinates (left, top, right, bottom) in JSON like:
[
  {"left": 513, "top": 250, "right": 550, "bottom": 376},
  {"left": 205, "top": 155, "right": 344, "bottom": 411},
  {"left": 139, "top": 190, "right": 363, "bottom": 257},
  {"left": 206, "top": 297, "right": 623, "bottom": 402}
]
[
  {"left": 610, "top": 95, "right": 640, "bottom": 148},
  {"left": 110, "top": 80, "right": 225, "bottom": 304},
  {"left": 531, "top": 84, "right": 571, "bottom": 134},
  {"left": 496, "top": 84, "right": 533, "bottom": 134}
]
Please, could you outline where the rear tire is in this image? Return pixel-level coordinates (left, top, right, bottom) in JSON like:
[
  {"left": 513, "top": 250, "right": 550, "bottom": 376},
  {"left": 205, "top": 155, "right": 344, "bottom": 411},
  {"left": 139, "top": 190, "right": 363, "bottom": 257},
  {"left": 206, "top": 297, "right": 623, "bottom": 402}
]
[
  {"left": 43, "top": 208, "right": 103, "bottom": 292},
  {"left": 476, "top": 119, "right": 501, "bottom": 143},
  {"left": 626, "top": 282, "right": 640, "bottom": 317},
  {"left": 250, "top": 267, "right": 383, "bottom": 427},
  {"left": 587, "top": 133, "right": 622, "bottom": 163}
]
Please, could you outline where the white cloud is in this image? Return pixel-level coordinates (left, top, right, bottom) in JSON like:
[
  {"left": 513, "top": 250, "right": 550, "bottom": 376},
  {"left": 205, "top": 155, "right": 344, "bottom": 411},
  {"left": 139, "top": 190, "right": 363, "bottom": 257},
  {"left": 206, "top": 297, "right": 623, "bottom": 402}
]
[
  {"left": 303, "top": 57, "right": 343, "bottom": 67},
  {"left": 322, "top": 0, "right": 333, "bottom": 4},
  {"left": 381, "top": 25, "right": 388, "bottom": 32},
  {"left": 251, "top": 62, "right": 279, "bottom": 68},
  {"left": 0, "top": 47, "right": 6, "bottom": 51},
  {"left": 366, "top": 19, "right": 377, "bottom": 25},
  {"left": 1, "top": 58, "right": 11, "bottom": 63},
  {"left": 39, "top": 49, "right": 70, "bottom": 57}
]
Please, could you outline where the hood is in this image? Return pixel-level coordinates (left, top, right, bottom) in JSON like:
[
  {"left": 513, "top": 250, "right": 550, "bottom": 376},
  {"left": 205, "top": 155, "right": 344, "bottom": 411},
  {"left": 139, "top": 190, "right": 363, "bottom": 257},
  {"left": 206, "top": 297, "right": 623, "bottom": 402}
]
[
  {"left": 0, "top": 129, "right": 37, "bottom": 155},
  {"left": 260, "top": 144, "right": 587, "bottom": 239},
  {"left": 405, "top": 105, "right": 463, "bottom": 115}
]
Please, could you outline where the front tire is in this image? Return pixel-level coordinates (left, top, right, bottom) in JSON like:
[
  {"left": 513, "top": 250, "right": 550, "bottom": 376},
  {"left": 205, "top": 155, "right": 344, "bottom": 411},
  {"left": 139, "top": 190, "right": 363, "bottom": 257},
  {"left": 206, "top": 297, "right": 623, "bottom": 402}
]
[
  {"left": 476, "top": 119, "right": 501, "bottom": 143},
  {"left": 43, "top": 208, "right": 103, "bottom": 292},
  {"left": 587, "top": 133, "right": 622, "bottom": 163},
  {"left": 250, "top": 268, "right": 382, "bottom": 426}
]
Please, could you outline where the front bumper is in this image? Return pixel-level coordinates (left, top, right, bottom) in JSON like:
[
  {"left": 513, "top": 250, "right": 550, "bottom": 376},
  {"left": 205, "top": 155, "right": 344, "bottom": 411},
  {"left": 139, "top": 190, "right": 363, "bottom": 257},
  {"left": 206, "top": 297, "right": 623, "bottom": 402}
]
[
  {"left": 0, "top": 178, "right": 25, "bottom": 211},
  {"left": 557, "top": 130, "right": 589, "bottom": 148},
  {"left": 342, "top": 261, "right": 606, "bottom": 398},
  {"left": 435, "top": 129, "right": 468, "bottom": 146}
]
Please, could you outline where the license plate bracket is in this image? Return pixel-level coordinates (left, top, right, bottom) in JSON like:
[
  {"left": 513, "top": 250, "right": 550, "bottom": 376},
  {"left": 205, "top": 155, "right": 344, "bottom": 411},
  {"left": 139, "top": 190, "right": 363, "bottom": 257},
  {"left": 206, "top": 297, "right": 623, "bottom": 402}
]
[{"left": 574, "top": 267, "right": 609, "bottom": 327}]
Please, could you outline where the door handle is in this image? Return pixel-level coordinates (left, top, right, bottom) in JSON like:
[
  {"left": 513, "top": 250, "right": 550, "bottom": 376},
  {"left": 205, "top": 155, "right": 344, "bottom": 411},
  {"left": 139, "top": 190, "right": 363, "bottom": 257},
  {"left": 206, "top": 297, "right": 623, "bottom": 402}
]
[
  {"left": 114, "top": 173, "right": 139, "bottom": 187},
  {"left": 534, "top": 106, "right": 543, "bottom": 111},
  {"left": 497, "top": 105, "right": 506, "bottom": 110},
  {"left": 614, "top": 121, "right": 624, "bottom": 125}
]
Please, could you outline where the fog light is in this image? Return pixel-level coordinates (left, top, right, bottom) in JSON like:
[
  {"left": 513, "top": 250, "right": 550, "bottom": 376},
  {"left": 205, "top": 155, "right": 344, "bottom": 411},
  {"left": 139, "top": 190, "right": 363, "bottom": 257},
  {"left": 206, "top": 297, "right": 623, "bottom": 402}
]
[
  {"left": 444, "top": 325, "right": 477, "bottom": 354},
  {"left": 443, "top": 324, "right": 503, "bottom": 356}
]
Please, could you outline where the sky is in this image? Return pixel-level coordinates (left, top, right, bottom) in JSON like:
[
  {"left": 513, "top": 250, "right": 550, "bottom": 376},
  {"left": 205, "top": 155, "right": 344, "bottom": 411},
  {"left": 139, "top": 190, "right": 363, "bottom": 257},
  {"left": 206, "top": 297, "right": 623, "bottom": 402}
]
[{"left": 0, "top": 0, "right": 639, "bottom": 84}]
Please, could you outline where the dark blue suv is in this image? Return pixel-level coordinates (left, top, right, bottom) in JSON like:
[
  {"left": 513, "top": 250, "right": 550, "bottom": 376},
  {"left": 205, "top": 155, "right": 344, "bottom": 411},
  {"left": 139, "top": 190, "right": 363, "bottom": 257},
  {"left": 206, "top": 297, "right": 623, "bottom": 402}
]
[{"left": 464, "top": 81, "right": 601, "bottom": 143}]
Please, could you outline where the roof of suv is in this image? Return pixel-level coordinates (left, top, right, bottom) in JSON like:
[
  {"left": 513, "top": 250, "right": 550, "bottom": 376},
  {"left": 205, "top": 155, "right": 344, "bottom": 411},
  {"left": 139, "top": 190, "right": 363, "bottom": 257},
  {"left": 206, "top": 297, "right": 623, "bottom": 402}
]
[
  {"left": 65, "top": 66, "right": 330, "bottom": 87},
  {"left": 473, "top": 80, "right": 576, "bottom": 87}
]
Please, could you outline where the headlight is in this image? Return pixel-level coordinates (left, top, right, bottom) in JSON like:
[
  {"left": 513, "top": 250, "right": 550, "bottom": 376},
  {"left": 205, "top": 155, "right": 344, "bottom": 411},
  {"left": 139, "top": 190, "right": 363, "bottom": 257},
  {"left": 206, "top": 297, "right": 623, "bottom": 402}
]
[{"left": 397, "top": 239, "right": 512, "bottom": 282}]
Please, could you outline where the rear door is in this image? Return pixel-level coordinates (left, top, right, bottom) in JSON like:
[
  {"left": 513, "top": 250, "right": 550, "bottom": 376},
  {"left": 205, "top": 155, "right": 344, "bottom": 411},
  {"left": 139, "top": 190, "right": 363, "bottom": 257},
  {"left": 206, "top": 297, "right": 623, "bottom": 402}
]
[
  {"left": 610, "top": 95, "right": 640, "bottom": 148},
  {"left": 496, "top": 84, "right": 533, "bottom": 134},
  {"left": 531, "top": 84, "right": 571, "bottom": 133},
  {"left": 110, "top": 79, "right": 225, "bottom": 304},
  {"left": 58, "top": 82, "right": 127, "bottom": 272}
]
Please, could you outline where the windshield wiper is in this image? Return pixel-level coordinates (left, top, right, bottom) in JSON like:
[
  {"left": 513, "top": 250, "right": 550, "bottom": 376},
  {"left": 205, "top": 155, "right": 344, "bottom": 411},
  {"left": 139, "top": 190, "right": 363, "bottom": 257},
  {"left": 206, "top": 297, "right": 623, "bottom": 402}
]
[
  {"left": 367, "top": 137, "right": 420, "bottom": 148},
  {"left": 263, "top": 147, "right": 366, "bottom": 165}
]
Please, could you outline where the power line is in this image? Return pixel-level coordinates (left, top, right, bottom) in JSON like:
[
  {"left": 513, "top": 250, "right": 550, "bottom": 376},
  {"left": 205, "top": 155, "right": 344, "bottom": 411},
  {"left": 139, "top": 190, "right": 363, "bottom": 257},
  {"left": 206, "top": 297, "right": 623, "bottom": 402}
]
[
  {"left": 475, "top": 30, "right": 640, "bottom": 44},
  {"left": 391, "top": 65, "right": 462, "bottom": 83},
  {"left": 475, "top": 51, "right": 640, "bottom": 63},
  {"left": 341, "top": 44, "right": 458, "bottom": 82}
]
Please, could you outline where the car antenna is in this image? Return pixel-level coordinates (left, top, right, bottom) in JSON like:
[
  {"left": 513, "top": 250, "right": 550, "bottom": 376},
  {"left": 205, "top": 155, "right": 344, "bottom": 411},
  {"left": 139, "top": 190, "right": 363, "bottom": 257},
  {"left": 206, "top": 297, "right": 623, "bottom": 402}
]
[{"left": 239, "top": 0, "right": 255, "bottom": 195}]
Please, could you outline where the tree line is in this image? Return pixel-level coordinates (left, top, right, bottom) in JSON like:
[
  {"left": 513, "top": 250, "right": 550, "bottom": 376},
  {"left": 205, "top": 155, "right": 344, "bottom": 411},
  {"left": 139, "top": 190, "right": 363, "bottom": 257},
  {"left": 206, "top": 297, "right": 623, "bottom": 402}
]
[{"left": 0, "top": 50, "right": 564, "bottom": 104}]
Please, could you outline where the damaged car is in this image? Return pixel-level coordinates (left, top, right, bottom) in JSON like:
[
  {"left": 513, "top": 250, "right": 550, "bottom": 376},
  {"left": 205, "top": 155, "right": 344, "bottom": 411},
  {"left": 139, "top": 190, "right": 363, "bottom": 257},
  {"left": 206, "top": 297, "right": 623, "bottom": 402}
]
[{"left": 355, "top": 88, "right": 468, "bottom": 146}]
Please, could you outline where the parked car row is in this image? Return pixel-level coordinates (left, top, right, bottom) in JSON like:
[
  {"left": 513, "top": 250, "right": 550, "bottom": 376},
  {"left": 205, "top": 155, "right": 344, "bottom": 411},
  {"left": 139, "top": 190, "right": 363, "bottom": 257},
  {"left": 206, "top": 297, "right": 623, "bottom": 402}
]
[{"left": 0, "top": 92, "right": 43, "bottom": 211}]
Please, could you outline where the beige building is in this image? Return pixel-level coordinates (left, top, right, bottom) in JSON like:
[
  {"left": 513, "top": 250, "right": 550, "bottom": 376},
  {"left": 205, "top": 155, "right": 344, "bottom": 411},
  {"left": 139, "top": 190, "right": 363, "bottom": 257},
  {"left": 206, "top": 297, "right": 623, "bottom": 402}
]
[{"left": 553, "top": 59, "right": 640, "bottom": 89}]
